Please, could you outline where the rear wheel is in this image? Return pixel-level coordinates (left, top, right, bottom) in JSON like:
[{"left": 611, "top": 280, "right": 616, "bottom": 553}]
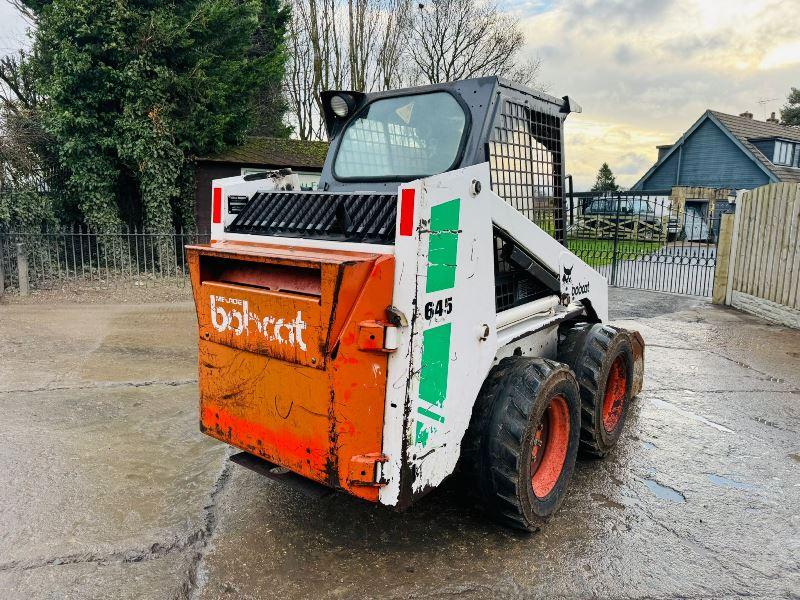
[
  {"left": 462, "top": 358, "right": 581, "bottom": 531},
  {"left": 558, "top": 323, "right": 634, "bottom": 457}
]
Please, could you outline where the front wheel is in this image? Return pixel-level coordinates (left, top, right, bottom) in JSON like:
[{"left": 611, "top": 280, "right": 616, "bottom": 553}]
[{"left": 462, "top": 358, "right": 581, "bottom": 531}]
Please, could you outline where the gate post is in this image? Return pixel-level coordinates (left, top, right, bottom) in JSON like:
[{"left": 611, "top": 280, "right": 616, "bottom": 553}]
[
  {"left": 17, "top": 242, "right": 29, "bottom": 296},
  {"left": 712, "top": 212, "right": 735, "bottom": 304},
  {"left": 609, "top": 194, "right": 621, "bottom": 286}
]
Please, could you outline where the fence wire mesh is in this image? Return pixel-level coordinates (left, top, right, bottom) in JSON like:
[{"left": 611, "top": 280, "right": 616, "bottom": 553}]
[{"left": 0, "top": 228, "right": 210, "bottom": 293}]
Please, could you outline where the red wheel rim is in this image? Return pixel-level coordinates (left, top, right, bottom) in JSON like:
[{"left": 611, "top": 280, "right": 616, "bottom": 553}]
[
  {"left": 602, "top": 356, "right": 627, "bottom": 432},
  {"left": 530, "top": 395, "right": 570, "bottom": 499}
]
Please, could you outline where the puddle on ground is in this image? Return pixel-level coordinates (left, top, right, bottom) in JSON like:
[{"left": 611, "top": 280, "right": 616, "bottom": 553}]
[
  {"left": 641, "top": 441, "right": 656, "bottom": 450},
  {"left": 649, "top": 397, "right": 734, "bottom": 433},
  {"left": 642, "top": 478, "right": 686, "bottom": 503},
  {"left": 707, "top": 474, "right": 756, "bottom": 490}
]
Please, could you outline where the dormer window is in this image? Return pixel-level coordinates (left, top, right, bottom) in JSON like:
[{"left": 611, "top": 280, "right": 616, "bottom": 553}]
[{"left": 773, "top": 140, "right": 798, "bottom": 167}]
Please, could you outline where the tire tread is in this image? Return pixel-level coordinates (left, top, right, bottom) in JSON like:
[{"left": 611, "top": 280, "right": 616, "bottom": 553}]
[{"left": 461, "top": 357, "right": 580, "bottom": 531}]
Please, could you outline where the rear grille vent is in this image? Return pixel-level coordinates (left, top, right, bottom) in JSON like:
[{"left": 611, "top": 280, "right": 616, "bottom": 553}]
[{"left": 226, "top": 191, "right": 398, "bottom": 244}]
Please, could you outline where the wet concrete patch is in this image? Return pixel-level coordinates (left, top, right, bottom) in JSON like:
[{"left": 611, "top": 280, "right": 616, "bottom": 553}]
[
  {"left": 751, "top": 416, "right": 790, "bottom": 431},
  {"left": 2, "top": 295, "right": 800, "bottom": 599},
  {"left": 642, "top": 478, "right": 686, "bottom": 503},
  {"left": 648, "top": 397, "right": 734, "bottom": 433},
  {"left": 590, "top": 492, "right": 626, "bottom": 510},
  {"left": 707, "top": 474, "right": 756, "bottom": 491},
  {"left": 0, "top": 552, "right": 194, "bottom": 600},
  {"left": 0, "top": 383, "right": 224, "bottom": 566}
]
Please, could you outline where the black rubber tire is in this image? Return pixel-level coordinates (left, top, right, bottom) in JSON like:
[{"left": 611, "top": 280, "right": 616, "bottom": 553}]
[
  {"left": 461, "top": 357, "right": 581, "bottom": 532},
  {"left": 558, "top": 323, "right": 634, "bottom": 458}
]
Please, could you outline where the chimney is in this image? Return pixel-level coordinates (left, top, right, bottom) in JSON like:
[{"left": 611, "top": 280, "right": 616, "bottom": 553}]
[
  {"left": 739, "top": 111, "right": 753, "bottom": 119},
  {"left": 766, "top": 111, "right": 779, "bottom": 124},
  {"left": 656, "top": 144, "right": 672, "bottom": 161}
]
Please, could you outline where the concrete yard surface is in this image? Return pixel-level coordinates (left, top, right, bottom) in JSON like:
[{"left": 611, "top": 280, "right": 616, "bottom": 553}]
[{"left": 0, "top": 289, "right": 798, "bottom": 599}]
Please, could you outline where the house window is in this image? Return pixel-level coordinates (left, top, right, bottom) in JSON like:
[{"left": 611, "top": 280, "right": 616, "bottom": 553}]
[{"left": 773, "top": 141, "right": 795, "bottom": 166}]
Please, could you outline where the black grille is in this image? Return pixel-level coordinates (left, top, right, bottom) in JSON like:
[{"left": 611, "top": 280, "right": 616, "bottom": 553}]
[
  {"left": 494, "top": 229, "right": 554, "bottom": 312},
  {"left": 226, "top": 191, "right": 398, "bottom": 244}
]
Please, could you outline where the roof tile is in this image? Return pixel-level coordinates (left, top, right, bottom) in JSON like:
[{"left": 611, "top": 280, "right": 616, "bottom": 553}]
[{"left": 200, "top": 137, "right": 329, "bottom": 169}]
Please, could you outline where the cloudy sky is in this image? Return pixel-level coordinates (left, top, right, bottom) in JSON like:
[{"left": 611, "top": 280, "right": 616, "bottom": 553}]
[
  {"left": 501, "top": 0, "right": 800, "bottom": 189},
  {"left": 1, "top": 0, "right": 798, "bottom": 190}
]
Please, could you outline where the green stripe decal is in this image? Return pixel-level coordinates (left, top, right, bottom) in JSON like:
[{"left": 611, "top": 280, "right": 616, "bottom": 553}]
[
  {"left": 426, "top": 198, "right": 461, "bottom": 293},
  {"left": 415, "top": 198, "right": 460, "bottom": 448},
  {"left": 415, "top": 323, "right": 452, "bottom": 447},
  {"left": 417, "top": 405, "right": 445, "bottom": 423},
  {"left": 419, "top": 323, "right": 451, "bottom": 408}
]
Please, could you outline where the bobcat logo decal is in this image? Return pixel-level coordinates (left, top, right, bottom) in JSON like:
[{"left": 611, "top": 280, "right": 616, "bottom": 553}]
[{"left": 562, "top": 265, "right": 573, "bottom": 284}]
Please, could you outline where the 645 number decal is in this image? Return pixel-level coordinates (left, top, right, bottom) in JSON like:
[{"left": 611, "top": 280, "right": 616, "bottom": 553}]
[{"left": 424, "top": 297, "right": 453, "bottom": 320}]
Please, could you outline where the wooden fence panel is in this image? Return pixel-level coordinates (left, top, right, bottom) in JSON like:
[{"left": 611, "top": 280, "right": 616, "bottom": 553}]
[{"left": 724, "top": 183, "right": 800, "bottom": 326}]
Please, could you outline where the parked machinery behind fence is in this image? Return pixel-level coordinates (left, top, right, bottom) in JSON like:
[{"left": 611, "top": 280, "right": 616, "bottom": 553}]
[{"left": 186, "top": 77, "right": 645, "bottom": 530}]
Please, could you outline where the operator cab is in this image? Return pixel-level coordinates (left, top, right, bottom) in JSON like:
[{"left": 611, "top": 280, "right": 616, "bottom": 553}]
[{"left": 318, "top": 77, "right": 581, "bottom": 248}]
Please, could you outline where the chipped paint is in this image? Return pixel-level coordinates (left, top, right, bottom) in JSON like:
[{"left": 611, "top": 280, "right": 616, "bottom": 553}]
[{"left": 381, "top": 164, "right": 498, "bottom": 507}]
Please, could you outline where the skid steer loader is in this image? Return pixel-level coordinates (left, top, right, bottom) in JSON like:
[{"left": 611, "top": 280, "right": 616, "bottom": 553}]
[{"left": 187, "top": 77, "right": 644, "bottom": 530}]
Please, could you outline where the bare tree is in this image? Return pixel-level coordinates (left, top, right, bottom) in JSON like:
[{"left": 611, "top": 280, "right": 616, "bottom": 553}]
[
  {"left": 285, "top": 0, "right": 412, "bottom": 139},
  {"left": 405, "top": 0, "right": 533, "bottom": 85},
  {"left": 9, "top": 1, "right": 38, "bottom": 23},
  {"left": 284, "top": 7, "right": 320, "bottom": 139},
  {"left": 508, "top": 56, "right": 545, "bottom": 89},
  {"left": 0, "top": 51, "right": 55, "bottom": 191},
  {"left": 375, "top": 2, "right": 413, "bottom": 89},
  {"left": 283, "top": 0, "right": 541, "bottom": 140}
]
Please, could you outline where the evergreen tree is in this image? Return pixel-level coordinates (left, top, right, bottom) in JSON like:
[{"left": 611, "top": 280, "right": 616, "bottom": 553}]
[
  {"left": 18, "top": 0, "right": 289, "bottom": 231},
  {"left": 591, "top": 162, "right": 620, "bottom": 192},
  {"left": 780, "top": 87, "right": 800, "bottom": 126},
  {"left": 251, "top": 0, "right": 291, "bottom": 137}
]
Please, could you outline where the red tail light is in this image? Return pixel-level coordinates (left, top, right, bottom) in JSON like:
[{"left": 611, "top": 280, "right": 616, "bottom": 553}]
[
  {"left": 212, "top": 188, "right": 222, "bottom": 224},
  {"left": 399, "top": 188, "right": 415, "bottom": 236}
]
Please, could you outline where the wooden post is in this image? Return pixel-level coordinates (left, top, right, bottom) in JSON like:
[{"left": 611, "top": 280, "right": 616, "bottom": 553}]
[
  {"left": 726, "top": 192, "right": 745, "bottom": 306},
  {"left": 712, "top": 212, "right": 735, "bottom": 304},
  {"left": 16, "top": 242, "right": 29, "bottom": 297}
]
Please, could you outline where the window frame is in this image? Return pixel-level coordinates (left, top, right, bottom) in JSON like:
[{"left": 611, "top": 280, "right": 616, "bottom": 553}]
[
  {"left": 331, "top": 89, "right": 472, "bottom": 183},
  {"left": 773, "top": 140, "right": 795, "bottom": 167}
]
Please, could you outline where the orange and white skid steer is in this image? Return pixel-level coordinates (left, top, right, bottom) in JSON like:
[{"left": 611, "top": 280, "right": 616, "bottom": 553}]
[{"left": 186, "top": 77, "right": 644, "bottom": 530}]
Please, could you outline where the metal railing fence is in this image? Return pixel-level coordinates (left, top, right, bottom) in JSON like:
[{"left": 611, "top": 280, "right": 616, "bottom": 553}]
[
  {"left": 0, "top": 227, "right": 210, "bottom": 293},
  {"left": 566, "top": 190, "right": 732, "bottom": 297}
]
